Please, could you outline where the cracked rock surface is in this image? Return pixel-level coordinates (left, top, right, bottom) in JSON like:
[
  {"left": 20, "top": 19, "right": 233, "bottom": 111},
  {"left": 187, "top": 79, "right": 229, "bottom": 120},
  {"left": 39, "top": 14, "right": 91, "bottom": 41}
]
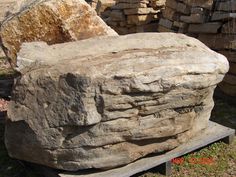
[{"left": 5, "top": 33, "right": 229, "bottom": 171}]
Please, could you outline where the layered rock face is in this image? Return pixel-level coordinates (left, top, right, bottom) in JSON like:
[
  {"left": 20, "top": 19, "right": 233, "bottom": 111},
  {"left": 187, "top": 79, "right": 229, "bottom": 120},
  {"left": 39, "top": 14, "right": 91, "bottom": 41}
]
[
  {"left": 0, "top": 0, "right": 117, "bottom": 64},
  {"left": 5, "top": 33, "right": 228, "bottom": 171},
  {"left": 158, "top": 0, "right": 236, "bottom": 97}
]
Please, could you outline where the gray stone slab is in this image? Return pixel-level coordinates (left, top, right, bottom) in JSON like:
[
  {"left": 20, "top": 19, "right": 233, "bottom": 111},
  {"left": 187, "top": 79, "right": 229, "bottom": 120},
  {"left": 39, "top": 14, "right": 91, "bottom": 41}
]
[
  {"left": 40, "top": 121, "right": 234, "bottom": 177},
  {"left": 211, "top": 12, "right": 236, "bottom": 21},
  {"left": 159, "top": 18, "right": 173, "bottom": 29},
  {"left": 180, "top": 14, "right": 206, "bottom": 23},
  {"left": 188, "top": 22, "right": 222, "bottom": 33}
]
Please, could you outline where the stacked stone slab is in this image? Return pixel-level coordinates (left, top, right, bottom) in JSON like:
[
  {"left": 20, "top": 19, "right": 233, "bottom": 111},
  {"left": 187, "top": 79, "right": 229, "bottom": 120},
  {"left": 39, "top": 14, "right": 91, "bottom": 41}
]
[
  {"left": 87, "top": 0, "right": 116, "bottom": 16},
  {"left": 157, "top": 0, "right": 215, "bottom": 33},
  {"left": 101, "top": 0, "right": 166, "bottom": 34},
  {"left": 158, "top": 0, "right": 236, "bottom": 97}
]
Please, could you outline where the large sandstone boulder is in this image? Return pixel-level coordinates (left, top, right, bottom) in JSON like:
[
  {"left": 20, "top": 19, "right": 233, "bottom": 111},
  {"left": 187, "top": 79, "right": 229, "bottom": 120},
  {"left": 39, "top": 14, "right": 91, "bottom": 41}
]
[
  {"left": 0, "top": 0, "right": 117, "bottom": 64},
  {"left": 5, "top": 33, "right": 228, "bottom": 171}
]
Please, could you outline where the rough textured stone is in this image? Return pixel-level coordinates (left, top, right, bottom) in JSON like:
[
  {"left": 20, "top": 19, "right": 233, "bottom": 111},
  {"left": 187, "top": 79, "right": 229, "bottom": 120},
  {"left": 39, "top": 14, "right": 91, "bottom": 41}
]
[
  {"left": 0, "top": 0, "right": 117, "bottom": 64},
  {"left": 5, "top": 33, "right": 229, "bottom": 171},
  {"left": 0, "top": 48, "right": 4, "bottom": 58},
  {"left": 0, "top": 0, "right": 35, "bottom": 60},
  {"left": 0, "top": 0, "right": 35, "bottom": 22}
]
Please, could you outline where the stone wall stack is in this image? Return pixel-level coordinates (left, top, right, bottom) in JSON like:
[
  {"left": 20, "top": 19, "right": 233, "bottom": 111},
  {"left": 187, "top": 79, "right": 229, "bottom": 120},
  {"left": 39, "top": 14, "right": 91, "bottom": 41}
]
[{"left": 101, "top": 0, "right": 166, "bottom": 34}]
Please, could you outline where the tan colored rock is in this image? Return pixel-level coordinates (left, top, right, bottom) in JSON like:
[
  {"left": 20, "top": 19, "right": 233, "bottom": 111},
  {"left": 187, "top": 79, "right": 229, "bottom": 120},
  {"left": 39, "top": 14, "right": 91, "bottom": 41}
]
[
  {"left": 151, "top": 0, "right": 166, "bottom": 9},
  {"left": 124, "top": 8, "right": 159, "bottom": 15},
  {"left": 0, "top": 0, "right": 118, "bottom": 64},
  {"left": 89, "top": 0, "right": 116, "bottom": 16},
  {"left": 127, "top": 14, "right": 158, "bottom": 25},
  {"left": 5, "top": 33, "right": 228, "bottom": 171},
  {"left": 0, "top": 0, "right": 36, "bottom": 60},
  {"left": 112, "top": 2, "right": 147, "bottom": 10}
]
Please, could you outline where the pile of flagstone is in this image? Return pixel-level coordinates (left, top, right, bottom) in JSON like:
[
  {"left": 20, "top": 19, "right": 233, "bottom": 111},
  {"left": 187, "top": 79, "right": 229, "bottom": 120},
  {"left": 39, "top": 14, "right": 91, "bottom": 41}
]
[{"left": 102, "top": 0, "right": 166, "bottom": 34}]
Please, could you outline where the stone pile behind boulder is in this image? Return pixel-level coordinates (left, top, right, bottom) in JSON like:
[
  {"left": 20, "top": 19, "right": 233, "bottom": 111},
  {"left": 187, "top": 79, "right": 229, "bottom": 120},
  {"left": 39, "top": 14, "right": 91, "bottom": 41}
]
[
  {"left": 158, "top": 0, "right": 236, "bottom": 98},
  {"left": 157, "top": 0, "right": 215, "bottom": 33},
  {"left": 101, "top": 0, "right": 166, "bottom": 34}
]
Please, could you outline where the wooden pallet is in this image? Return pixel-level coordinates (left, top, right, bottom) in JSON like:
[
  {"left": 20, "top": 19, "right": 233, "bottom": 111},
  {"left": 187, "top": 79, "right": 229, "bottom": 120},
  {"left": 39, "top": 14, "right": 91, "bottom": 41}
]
[{"left": 33, "top": 121, "right": 235, "bottom": 177}]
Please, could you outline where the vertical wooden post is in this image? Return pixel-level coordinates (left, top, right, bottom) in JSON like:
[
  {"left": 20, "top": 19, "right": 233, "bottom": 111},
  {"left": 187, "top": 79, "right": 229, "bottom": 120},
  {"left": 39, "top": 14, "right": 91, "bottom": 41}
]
[
  {"left": 157, "top": 161, "right": 172, "bottom": 176},
  {"left": 222, "top": 134, "right": 235, "bottom": 145}
]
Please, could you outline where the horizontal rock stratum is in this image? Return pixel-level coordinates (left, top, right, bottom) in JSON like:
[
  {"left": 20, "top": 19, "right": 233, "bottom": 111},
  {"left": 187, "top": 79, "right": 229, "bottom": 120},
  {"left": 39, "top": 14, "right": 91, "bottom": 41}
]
[
  {"left": 0, "top": 0, "right": 117, "bottom": 64},
  {"left": 5, "top": 33, "right": 228, "bottom": 171}
]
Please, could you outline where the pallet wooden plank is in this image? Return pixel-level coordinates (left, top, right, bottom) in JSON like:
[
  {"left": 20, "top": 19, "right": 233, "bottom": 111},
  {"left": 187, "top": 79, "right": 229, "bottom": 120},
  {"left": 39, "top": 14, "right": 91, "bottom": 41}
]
[
  {"left": 36, "top": 121, "right": 235, "bottom": 177},
  {"left": 156, "top": 161, "right": 172, "bottom": 176},
  {"left": 222, "top": 134, "right": 235, "bottom": 145}
]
